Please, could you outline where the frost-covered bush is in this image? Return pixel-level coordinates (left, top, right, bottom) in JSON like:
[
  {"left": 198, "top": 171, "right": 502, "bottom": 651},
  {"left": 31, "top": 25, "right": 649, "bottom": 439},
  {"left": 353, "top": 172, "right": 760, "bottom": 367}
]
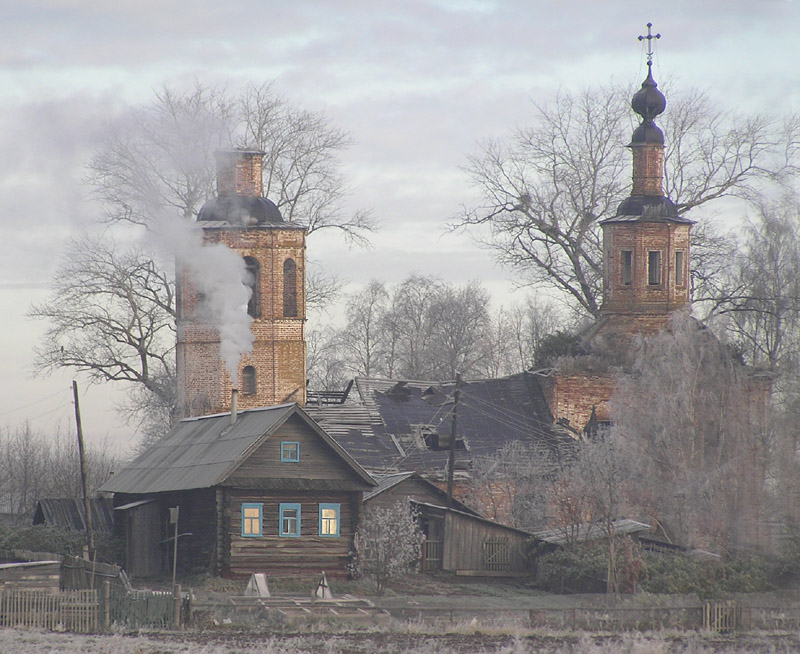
[{"left": 353, "top": 500, "right": 424, "bottom": 595}]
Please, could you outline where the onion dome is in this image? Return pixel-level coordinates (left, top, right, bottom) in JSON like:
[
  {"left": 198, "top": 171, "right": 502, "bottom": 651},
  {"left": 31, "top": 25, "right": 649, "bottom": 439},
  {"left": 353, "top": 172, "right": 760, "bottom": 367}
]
[{"left": 630, "top": 65, "right": 666, "bottom": 145}]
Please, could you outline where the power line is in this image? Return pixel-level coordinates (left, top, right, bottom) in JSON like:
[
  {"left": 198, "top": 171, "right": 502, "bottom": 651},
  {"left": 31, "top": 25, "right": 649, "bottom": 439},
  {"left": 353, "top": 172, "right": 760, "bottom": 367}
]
[{"left": 0, "top": 387, "right": 72, "bottom": 417}]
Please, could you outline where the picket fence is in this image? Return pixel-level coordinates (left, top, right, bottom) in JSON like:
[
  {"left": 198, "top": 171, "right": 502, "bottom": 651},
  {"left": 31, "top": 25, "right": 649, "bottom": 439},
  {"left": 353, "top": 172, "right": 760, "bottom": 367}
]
[{"left": 0, "top": 588, "right": 98, "bottom": 633}]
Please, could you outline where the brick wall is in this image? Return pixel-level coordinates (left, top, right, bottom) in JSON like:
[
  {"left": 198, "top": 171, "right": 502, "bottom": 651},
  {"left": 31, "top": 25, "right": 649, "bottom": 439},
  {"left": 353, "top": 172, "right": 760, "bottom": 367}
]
[
  {"left": 631, "top": 143, "right": 664, "bottom": 196},
  {"left": 215, "top": 150, "right": 264, "bottom": 197},
  {"left": 177, "top": 224, "right": 307, "bottom": 418},
  {"left": 602, "top": 220, "right": 690, "bottom": 317},
  {"left": 540, "top": 372, "right": 617, "bottom": 433}
]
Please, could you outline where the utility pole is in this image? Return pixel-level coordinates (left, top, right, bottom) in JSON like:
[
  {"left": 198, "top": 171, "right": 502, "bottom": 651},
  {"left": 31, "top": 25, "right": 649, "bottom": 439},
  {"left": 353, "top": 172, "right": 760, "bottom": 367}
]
[
  {"left": 72, "top": 381, "right": 95, "bottom": 561},
  {"left": 446, "top": 373, "right": 462, "bottom": 509}
]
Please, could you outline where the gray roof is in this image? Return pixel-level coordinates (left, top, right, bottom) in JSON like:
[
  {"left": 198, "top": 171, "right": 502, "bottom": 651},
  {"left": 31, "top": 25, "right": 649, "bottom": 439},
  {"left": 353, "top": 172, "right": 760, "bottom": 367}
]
[
  {"left": 533, "top": 519, "right": 651, "bottom": 545},
  {"left": 33, "top": 498, "right": 114, "bottom": 532},
  {"left": 363, "top": 472, "right": 416, "bottom": 502},
  {"left": 364, "top": 471, "right": 479, "bottom": 516},
  {"left": 99, "top": 403, "right": 375, "bottom": 495},
  {"left": 304, "top": 404, "right": 402, "bottom": 472}
]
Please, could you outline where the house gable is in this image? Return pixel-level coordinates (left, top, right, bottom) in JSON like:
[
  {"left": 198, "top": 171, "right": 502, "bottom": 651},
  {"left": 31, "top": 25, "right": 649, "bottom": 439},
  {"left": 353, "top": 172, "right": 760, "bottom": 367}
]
[{"left": 226, "top": 413, "right": 374, "bottom": 490}]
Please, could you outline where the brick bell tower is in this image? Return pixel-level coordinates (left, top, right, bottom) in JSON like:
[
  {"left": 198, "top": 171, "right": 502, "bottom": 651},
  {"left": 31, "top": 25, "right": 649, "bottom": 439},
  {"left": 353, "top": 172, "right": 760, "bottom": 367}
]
[
  {"left": 176, "top": 149, "right": 307, "bottom": 418},
  {"left": 598, "top": 29, "right": 693, "bottom": 336}
]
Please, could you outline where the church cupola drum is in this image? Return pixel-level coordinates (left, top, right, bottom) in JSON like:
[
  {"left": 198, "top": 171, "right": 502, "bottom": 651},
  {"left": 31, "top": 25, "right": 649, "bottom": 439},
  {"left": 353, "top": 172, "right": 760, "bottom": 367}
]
[
  {"left": 599, "top": 24, "right": 694, "bottom": 332},
  {"left": 176, "top": 149, "right": 307, "bottom": 419}
]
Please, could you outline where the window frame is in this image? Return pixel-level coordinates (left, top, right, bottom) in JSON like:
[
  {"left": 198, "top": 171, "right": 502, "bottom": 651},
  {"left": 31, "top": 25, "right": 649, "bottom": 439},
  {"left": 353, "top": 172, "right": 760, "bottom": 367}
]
[
  {"left": 242, "top": 365, "right": 257, "bottom": 395},
  {"left": 280, "top": 441, "right": 300, "bottom": 463},
  {"left": 647, "top": 250, "right": 662, "bottom": 286},
  {"left": 244, "top": 256, "right": 261, "bottom": 318},
  {"left": 675, "top": 250, "right": 686, "bottom": 287},
  {"left": 279, "top": 503, "right": 301, "bottom": 537},
  {"left": 241, "top": 503, "right": 263, "bottom": 538},
  {"left": 619, "top": 249, "right": 633, "bottom": 286},
  {"left": 319, "top": 503, "right": 341, "bottom": 537},
  {"left": 283, "top": 258, "right": 298, "bottom": 317}
]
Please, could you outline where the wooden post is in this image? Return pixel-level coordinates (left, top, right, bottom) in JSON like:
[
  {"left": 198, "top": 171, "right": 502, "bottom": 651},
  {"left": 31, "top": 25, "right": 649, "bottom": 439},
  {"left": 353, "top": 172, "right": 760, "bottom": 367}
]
[
  {"left": 72, "top": 381, "right": 95, "bottom": 561},
  {"left": 173, "top": 584, "right": 182, "bottom": 629},
  {"left": 103, "top": 580, "right": 111, "bottom": 631},
  {"left": 169, "top": 506, "right": 180, "bottom": 586},
  {"left": 446, "top": 373, "right": 462, "bottom": 509}
]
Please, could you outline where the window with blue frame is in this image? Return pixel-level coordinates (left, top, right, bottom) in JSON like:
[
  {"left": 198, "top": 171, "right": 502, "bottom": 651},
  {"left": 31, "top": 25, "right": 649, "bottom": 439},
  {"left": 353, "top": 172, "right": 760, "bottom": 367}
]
[
  {"left": 319, "top": 503, "right": 340, "bottom": 537},
  {"left": 279, "top": 503, "right": 301, "bottom": 537},
  {"left": 281, "top": 441, "right": 300, "bottom": 462},
  {"left": 241, "top": 503, "right": 263, "bottom": 537}
]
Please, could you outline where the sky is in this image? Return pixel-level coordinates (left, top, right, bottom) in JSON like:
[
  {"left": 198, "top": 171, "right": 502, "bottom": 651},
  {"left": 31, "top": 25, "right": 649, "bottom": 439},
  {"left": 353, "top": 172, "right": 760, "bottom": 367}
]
[{"left": 1, "top": 0, "right": 798, "bottom": 454}]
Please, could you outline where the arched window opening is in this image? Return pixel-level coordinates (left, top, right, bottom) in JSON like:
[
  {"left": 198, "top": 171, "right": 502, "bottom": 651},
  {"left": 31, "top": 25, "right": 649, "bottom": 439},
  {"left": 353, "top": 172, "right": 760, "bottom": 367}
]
[
  {"left": 242, "top": 366, "right": 257, "bottom": 395},
  {"left": 283, "top": 258, "right": 298, "bottom": 317},
  {"left": 244, "top": 256, "right": 260, "bottom": 318}
]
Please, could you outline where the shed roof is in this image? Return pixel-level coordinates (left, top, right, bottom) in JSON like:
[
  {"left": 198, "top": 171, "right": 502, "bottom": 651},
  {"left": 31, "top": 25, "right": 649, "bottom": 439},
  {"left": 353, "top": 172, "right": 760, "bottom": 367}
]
[
  {"left": 363, "top": 472, "right": 479, "bottom": 516},
  {"left": 99, "top": 403, "right": 375, "bottom": 494},
  {"left": 533, "top": 519, "right": 651, "bottom": 545},
  {"left": 33, "top": 498, "right": 114, "bottom": 532}
]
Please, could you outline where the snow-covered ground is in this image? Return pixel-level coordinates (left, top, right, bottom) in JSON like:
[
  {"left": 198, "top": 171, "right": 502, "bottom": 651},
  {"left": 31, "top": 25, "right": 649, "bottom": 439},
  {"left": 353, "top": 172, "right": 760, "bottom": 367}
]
[{"left": 2, "top": 628, "right": 799, "bottom": 653}]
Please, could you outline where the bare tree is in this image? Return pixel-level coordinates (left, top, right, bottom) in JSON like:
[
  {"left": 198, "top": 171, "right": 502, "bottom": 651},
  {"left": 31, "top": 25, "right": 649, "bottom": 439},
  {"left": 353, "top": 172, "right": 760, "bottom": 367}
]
[
  {"left": 29, "top": 234, "right": 176, "bottom": 407},
  {"left": 325, "top": 276, "right": 501, "bottom": 382},
  {"left": 503, "top": 296, "right": 569, "bottom": 372},
  {"left": 382, "top": 275, "right": 447, "bottom": 379},
  {"left": 457, "top": 84, "right": 792, "bottom": 319},
  {"left": 305, "top": 327, "right": 349, "bottom": 393},
  {"left": 338, "top": 281, "right": 389, "bottom": 378},
  {"left": 712, "top": 194, "right": 800, "bottom": 371},
  {"left": 0, "top": 425, "right": 119, "bottom": 524}
]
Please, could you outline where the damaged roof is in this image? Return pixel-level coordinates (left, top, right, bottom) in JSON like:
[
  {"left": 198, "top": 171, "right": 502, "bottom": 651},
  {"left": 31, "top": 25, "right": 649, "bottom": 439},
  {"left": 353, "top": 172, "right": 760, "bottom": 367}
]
[
  {"left": 304, "top": 404, "right": 402, "bottom": 472},
  {"left": 351, "top": 372, "right": 572, "bottom": 474}
]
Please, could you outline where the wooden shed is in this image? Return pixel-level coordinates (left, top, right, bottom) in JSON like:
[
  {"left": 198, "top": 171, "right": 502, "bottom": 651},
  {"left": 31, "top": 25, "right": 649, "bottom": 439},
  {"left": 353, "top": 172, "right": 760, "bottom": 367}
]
[
  {"left": 363, "top": 472, "right": 533, "bottom": 576},
  {"left": 99, "top": 403, "right": 376, "bottom": 580}
]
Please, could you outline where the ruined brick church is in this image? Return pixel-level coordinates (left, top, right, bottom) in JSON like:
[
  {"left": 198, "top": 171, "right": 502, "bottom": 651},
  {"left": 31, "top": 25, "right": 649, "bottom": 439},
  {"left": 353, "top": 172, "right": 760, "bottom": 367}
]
[{"left": 539, "top": 55, "right": 695, "bottom": 436}]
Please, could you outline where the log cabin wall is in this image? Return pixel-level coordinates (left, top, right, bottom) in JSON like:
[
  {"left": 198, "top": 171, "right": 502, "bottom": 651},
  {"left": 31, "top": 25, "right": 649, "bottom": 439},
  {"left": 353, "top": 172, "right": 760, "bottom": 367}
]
[{"left": 221, "top": 489, "right": 360, "bottom": 579}]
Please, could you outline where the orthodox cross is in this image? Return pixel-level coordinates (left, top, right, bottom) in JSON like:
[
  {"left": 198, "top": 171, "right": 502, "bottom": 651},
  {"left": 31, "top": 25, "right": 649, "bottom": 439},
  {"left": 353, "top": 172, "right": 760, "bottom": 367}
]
[{"left": 638, "top": 22, "right": 661, "bottom": 66}]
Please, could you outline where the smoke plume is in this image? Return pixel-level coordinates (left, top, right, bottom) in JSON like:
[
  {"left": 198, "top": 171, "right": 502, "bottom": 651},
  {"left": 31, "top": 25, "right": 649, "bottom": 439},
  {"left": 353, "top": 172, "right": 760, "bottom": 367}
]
[{"left": 151, "top": 214, "right": 253, "bottom": 386}]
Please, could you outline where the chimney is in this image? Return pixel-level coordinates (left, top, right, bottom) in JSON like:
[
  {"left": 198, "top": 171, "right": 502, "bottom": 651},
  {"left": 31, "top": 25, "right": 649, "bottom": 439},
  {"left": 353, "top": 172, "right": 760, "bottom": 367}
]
[
  {"left": 231, "top": 388, "right": 239, "bottom": 425},
  {"left": 215, "top": 149, "right": 265, "bottom": 197}
]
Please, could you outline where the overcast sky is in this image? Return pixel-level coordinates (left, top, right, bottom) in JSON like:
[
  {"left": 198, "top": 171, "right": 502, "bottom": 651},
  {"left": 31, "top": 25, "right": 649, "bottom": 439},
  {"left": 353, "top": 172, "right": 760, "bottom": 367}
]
[{"left": 1, "top": 1, "right": 798, "bottom": 452}]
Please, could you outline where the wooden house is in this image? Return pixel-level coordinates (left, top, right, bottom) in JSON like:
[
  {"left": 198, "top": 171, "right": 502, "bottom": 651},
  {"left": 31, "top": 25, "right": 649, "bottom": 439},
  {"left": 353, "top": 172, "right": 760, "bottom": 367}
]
[
  {"left": 99, "top": 403, "right": 376, "bottom": 580},
  {"left": 364, "top": 472, "right": 534, "bottom": 576}
]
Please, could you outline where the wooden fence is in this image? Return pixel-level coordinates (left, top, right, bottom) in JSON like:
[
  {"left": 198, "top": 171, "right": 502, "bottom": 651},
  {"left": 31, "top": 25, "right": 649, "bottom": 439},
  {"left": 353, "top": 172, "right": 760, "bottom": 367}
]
[
  {"left": 422, "top": 540, "right": 443, "bottom": 572},
  {"left": 703, "top": 600, "right": 738, "bottom": 632},
  {"left": 107, "top": 584, "right": 187, "bottom": 629},
  {"left": 482, "top": 537, "right": 510, "bottom": 572},
  {"left": 0, "top": 588, "right": 98, "bottom": 633}
]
